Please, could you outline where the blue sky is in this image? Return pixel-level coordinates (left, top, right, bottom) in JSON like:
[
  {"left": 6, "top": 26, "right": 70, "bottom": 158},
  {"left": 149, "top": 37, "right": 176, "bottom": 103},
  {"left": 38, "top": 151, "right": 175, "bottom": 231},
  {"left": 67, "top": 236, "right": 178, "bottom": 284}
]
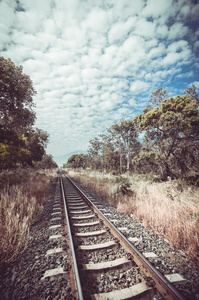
[{"left": 0, "top": 0, "right": 199, "bottom": 165}]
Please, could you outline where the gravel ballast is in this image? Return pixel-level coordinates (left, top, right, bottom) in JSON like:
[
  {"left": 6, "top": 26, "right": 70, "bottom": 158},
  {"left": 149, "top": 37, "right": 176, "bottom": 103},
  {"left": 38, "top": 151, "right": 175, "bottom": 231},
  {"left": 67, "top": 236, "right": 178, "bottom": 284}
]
[
  {"left": 72, "top": 177, "right": 199, "bottom": 300},
  {"left": 0, "top": 175, "right": 199, "bottom": 300},
  {"left": 0, "top": 178, "right": 73, "bottom": 300}
]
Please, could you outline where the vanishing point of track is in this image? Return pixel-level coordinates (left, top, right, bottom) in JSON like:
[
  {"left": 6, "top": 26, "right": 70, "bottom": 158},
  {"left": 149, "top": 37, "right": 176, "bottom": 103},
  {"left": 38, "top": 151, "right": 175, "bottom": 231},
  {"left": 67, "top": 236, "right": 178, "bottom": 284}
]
[{"left": 59, "top": 171, "right": 185, "bottom": 300}]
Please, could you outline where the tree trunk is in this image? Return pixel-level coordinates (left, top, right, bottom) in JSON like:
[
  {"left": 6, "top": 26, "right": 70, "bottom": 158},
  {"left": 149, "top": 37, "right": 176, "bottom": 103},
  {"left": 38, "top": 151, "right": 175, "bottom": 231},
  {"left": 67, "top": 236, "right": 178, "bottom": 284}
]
[
  {"left": 119, "top": 141, "right": 123, "bottom": 173},
  {"left": 127, "top": 143, "right": 130, "bottom": 176},
  {"left": 120, "top": 153, "right": 122, "bottom": 173}
]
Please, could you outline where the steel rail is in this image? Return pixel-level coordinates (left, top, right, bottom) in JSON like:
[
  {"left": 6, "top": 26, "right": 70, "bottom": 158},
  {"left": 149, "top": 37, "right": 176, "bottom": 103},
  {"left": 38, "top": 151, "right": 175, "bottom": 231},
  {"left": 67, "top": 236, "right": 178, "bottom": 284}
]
[
  {"left": 59, "top": 173, "right": 84, "bottom": 300},
  {"left": 65, "top": 173, "right": 185, "bottom": 300}
]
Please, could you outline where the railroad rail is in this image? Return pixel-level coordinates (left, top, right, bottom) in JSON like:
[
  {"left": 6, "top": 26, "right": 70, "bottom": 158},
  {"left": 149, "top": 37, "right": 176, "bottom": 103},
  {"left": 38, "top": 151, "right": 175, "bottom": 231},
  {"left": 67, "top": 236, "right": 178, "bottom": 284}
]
[{"left": 59, "top": 171, "right": 185, "bottom": 300}]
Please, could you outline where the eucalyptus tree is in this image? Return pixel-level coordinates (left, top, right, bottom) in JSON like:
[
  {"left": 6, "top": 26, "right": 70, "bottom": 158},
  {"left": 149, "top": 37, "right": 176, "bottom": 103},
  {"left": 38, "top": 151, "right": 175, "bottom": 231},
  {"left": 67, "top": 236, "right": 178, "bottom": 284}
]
[
  {"left": 134, "top": 86, "right": 199, "bottom": 180},
  {"left": 97, "top": 134, "right": 116, "bottom": 171},
  {"left": 107, "top": 120, "right": 139, "bottom": 174},
  {"left": 87, "top": 137, "right": 102, "bottom": 170}
]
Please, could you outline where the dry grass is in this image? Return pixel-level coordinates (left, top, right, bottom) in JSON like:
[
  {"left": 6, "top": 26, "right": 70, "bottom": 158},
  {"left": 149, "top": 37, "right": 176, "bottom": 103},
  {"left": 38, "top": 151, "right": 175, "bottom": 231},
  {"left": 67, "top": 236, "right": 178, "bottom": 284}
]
[
  {"left": 0, "top": 171, "right": 53, "bottom": 265},
  {"left": 130, "top": 181, "right": 199, "bottom": 262},
  {"left": 66, "top": 168, "right": 199, "bottom": 263},
  {"left": 67, "top": 169, "right": 118, "bottom": 206}
]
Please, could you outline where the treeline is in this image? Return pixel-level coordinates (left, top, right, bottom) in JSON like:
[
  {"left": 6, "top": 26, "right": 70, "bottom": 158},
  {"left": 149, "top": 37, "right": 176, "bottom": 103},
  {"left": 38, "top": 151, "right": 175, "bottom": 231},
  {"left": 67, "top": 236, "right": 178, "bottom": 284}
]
[
  {"left": 0, "top": 57, "right": 57, "bottom": 170},
  {"left": 66, "top": 86, "right": 199, "bottom": 182}
]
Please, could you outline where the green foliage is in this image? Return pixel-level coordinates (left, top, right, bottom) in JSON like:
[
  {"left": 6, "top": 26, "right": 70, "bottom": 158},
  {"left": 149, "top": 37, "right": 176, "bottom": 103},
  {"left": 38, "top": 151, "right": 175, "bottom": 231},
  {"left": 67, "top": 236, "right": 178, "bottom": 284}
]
[
  {"left": 34, "top": 154, "right": 58, "bottom": 169},
  {"left": 66, "top": 154, "right": 89, "bottom": 169},
  {"left": 0, "top": 57, "right": 36, "bottom": 130},
  {"left": 102, "top": 150, "right": 120, "bottom": 171},
  {"left": 88, "top": 137, "right": 103, "bottom": 170},
  {"left": 0, "top": 57, "right": 50, "bottom": 170},
  {"left": 0, "top": 127, "right": 49, "bottom": 169},
  {"left": 65, "top": 86, "right": 198, "bottom": 184},
  {"left": 134, "top": 88, "right": 199, "bottom": 180},
  {"left": 25, "top": 128, "right": 49, "bottom": 167},
  {"left": 107, "top": 119, "right": 140, "bottom": 173},
  {"left": 0, "top": 128, "right": 29, "bottom": 169}
]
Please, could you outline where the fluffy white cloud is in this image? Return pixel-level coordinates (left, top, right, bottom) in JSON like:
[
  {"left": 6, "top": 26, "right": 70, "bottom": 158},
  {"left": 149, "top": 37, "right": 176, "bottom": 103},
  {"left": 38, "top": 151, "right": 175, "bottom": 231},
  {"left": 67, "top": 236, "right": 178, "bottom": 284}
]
[
  {"left": 168, "top": 23, "right": 189, "bottom": 40},
  {"left": 108, "top": 17, "right": 137, "bottom": 44},
  {"left": 141, "top": 0, "right": 173, "bottom": 20},
  {"left": 147, "top": 43, "right": 165, "bottom": 59},
  {"left": 0, "top": 0, "right": 198, "bottom": 164},
  {"left": 134, "top": 18, "right": 156, "bottom": 38},
  {"left": 193, "top": 81, "right": 199, "bottom": 88},
  {"left": 130, "top": 80, "right": 150, "bottom": 94}
]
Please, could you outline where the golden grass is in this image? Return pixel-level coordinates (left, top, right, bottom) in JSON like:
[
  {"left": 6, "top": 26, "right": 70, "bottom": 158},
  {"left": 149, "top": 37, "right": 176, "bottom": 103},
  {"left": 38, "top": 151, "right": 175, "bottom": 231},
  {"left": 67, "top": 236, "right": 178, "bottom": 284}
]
[
  {"left": 66, "top": 168, "right": 199, "bottom": 263},
  {"left": 131, "top": 181, "right": 199, "bottom": 261},
  {"left": 0, "top": 171, "right": 53, "bottom": 265}
]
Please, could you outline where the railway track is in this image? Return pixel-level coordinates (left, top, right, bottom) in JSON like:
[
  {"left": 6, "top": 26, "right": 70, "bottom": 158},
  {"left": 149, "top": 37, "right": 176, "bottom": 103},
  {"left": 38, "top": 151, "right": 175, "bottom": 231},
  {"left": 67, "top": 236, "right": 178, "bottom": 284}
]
[{"left": 59, "top": 172, "right": 185, "bottom": 300}]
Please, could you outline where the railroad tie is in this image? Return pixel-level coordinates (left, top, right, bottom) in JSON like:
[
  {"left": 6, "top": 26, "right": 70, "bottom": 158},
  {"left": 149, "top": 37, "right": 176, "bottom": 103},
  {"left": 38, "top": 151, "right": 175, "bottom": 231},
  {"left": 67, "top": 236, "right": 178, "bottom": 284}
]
[
  {"left": 81, "top": 257, "right": 134, "bottom": 272},
  {"left": 78, "top": 240, "right": 116, "bottom": 251},
  {"left": 49, "top": 224, "right": 62, "bottom": 230},
  {"left": 41, "top": 267, "right": 66, "bottom": 280},
  {"left": 49, "top": 234, "right": 63, "bottom": 240},
  {"left": 46, "top": 248, "right": 63, "bottom": 256},
  {"left": 51, "top": 217, "right": 61, "bottom": 222},
  {"left": 90, "top": 282, "right": 155, "bottom": 300}
]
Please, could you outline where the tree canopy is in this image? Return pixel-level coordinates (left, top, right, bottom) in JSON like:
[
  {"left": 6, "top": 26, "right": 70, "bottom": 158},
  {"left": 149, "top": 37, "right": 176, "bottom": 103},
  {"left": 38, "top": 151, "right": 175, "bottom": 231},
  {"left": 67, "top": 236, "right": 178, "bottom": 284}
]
[
  {"left": 134, "top": 87, "right": 199, "bottom": 180},
  {"left": 0, "top": 57, "right": 56, "bottom": 170},
  {"left": 65, "top": 85, "right": 199, "bottom": 183},
  {"left": 107, "top": 119, "right": 139, "bottom": 173},
  {"left": 0, "top": 57, "right": 36, "bottom": 130},
  {"left": 66, "top": 154, "right": 89, "bottom": 169}
]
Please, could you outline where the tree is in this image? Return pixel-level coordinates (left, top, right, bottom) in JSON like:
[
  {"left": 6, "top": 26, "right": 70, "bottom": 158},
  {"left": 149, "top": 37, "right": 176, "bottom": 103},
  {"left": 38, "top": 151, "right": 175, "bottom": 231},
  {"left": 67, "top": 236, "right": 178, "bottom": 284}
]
[
  {"left": 34, "top": 154, "right": 58, "bottom": 169},
  {"left": 134, "top": 89, "right": 199, "bottom": 180},
  {"left": 0, "top": 128, "right": 49, "bottom": 169},
  {"left": 24, "top": 128, "right": 49, "bottom": 167},
  {"left": 107, "top": 120, "right": 139, "bottom": 174},
  {"left": 0, "top": 128, "right": 29, "bottom": 169},
  {"left": 98, "top": 134, "right": 116, "bottom": 171},
  {"left": 88, "top": 137, "right": 102, "bottom": 170},
  {"left": 184, "top": 84, "right": 199, "bottom": 105},
  {"left": 67, "top": 154, "right": 89, "bottom": 169},
  {"left": 150, "top": 86, "right": 168, "bottom": 105},
  {"left": 102, "top": 150, "right": 120, "bottom": 171},
  {"left": 0, "top": 57, "right": 51, "bottom": 170},
  {"left": 0, "top": 57, "right": 36, "bottom": 131}
]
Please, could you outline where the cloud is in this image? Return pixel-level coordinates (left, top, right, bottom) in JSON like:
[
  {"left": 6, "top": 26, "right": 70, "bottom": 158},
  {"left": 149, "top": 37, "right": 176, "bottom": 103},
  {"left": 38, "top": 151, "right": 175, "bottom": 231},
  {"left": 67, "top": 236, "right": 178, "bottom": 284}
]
[
  {"left": 134, "top": 18, "right": 156, "bottom": 38},
  {"left": 168, "top": 23, "right": 189, "bottom": 40},
  {"left": 81, "top": 6, "right": 111, "bottom": 33},
  {"left": 108, "top": 17, "right": 136, "bottom": 44},
  {"left": 141, "top": 0, "right": 173, "bottom": 20},
  {"left": 193, "top": 81, "right": 199, "bottom": 88},
  {"left": 0, "top": 0, "right": 198, "bottom": 164},
  {"left": 130, "top": 80, "right": 150, "bottom": 94}
]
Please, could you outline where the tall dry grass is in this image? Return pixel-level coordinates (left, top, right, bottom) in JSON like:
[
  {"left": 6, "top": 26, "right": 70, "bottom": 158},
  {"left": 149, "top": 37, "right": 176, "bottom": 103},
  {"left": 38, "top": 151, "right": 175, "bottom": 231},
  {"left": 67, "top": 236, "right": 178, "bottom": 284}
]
[
  {"left": 67, "top": 169, "right": 118, "bottom": 206},
  {"left": 130, "top": 181, "right": 199, "bottom": 262},
  {"left": 0, "top": 172, "right": 53, "bottom": 265},
  {"left": 67, "top": 169, "right": 199, "bottom": 263}
]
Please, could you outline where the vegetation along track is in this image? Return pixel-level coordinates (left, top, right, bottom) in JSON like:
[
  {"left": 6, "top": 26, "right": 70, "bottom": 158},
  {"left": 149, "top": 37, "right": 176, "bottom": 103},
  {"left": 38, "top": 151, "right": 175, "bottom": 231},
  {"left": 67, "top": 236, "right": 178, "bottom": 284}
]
[{"left": 60, "top": 172, "right": 186, "bottom": 300}]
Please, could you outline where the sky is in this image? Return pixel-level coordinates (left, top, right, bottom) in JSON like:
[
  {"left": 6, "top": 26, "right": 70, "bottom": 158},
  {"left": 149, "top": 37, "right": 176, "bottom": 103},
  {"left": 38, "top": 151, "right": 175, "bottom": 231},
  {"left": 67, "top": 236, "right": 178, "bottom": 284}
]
[{"left": 0, "top": 0, "right": 199, "bottom": 166}]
